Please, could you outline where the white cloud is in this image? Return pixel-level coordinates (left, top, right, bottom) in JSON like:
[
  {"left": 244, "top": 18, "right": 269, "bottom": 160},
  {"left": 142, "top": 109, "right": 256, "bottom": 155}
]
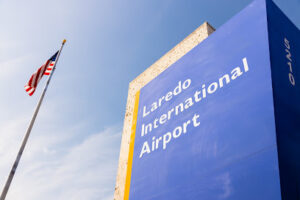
[
  {"left": 0, "top": 56, "right": 28, "bottom": 80},
  {"left": 0, "top": 123, "right": 121, "bottom": 200},
  {"left": 217, "top": 172, "right": 232, "bottom": 199}
]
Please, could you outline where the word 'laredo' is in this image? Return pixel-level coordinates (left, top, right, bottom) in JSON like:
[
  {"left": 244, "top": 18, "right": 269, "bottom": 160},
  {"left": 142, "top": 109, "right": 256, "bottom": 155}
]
[{"left": 143, "top": 79, "right": 191, "bottom": 118}]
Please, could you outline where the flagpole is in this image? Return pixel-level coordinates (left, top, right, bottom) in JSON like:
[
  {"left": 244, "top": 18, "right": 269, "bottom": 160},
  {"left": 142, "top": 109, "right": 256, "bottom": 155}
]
[{"left": 0, "top": 39, "right": 66, "bottom": 200}]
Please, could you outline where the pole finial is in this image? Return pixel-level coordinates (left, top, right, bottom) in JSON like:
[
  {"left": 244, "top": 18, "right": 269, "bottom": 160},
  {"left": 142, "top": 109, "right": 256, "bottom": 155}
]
[{"left": 62, "top": 39, "right": 67, "bottom": 45}]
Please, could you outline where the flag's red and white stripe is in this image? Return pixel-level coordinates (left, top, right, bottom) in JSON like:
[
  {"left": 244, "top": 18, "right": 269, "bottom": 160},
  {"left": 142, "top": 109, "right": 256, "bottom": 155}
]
[
  {"left": 24, "top": 51, "right": 58, "bottom": 96},
  {"left": 44, "top": 61, "right": 55, "bottom": 75}
]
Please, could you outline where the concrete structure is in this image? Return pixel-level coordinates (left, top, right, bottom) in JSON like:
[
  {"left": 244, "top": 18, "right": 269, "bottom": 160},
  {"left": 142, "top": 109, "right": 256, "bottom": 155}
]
[{"left": 114, "top": 22, "right": 215, "bottom": 200}]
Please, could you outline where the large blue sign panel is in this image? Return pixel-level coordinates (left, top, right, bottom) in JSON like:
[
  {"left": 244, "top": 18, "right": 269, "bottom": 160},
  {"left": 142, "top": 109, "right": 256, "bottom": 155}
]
[{"left": 125, "top": 0, "right": 299, "bottom": 199}]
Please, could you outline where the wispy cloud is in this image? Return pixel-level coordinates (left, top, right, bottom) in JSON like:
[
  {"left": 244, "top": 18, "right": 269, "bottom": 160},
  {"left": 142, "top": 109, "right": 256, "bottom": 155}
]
[
  {"left": 217, "top": 172, "right": 232, "bottom": 199},
  {"left": 0, "top": 120, "right": 121, "bottom": 200}
]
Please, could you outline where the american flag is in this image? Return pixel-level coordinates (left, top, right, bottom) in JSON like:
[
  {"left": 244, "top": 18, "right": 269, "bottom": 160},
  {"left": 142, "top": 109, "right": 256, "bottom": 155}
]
[{"left": 24, "top": 51, "right": 58, "bottom": 96}]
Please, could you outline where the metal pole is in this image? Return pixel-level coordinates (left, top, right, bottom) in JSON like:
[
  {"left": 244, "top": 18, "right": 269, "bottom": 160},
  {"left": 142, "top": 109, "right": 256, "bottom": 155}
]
[{"left": 0, "top": 39, "right": 66, "bottom": 200}]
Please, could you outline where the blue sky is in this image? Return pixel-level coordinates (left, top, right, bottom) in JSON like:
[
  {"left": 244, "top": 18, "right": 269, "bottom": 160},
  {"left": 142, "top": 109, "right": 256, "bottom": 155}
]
[{"left": 0, "top": 0, "right": 299, "bottom": 199}]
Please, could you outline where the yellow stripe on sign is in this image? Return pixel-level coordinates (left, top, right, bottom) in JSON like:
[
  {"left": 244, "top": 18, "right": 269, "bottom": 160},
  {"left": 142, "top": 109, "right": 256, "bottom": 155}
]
[{"left": 124, "top": 90, "right": 140, "bottom": 200}]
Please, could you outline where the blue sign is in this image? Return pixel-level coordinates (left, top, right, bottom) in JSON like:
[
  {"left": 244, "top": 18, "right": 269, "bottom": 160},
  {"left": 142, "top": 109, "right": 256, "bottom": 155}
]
[{"left": 124, "top": 0, "right": 299, "bottom": 199}]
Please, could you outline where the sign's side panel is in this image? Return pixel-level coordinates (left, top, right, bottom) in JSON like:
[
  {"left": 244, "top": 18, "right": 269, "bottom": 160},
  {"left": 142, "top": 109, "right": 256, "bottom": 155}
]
[
  {"left": 130, "top": 0, "right": 282, "bottom": 199},
  {"left": 267, "top": 0, "right": 300, "bottom": 199}
]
